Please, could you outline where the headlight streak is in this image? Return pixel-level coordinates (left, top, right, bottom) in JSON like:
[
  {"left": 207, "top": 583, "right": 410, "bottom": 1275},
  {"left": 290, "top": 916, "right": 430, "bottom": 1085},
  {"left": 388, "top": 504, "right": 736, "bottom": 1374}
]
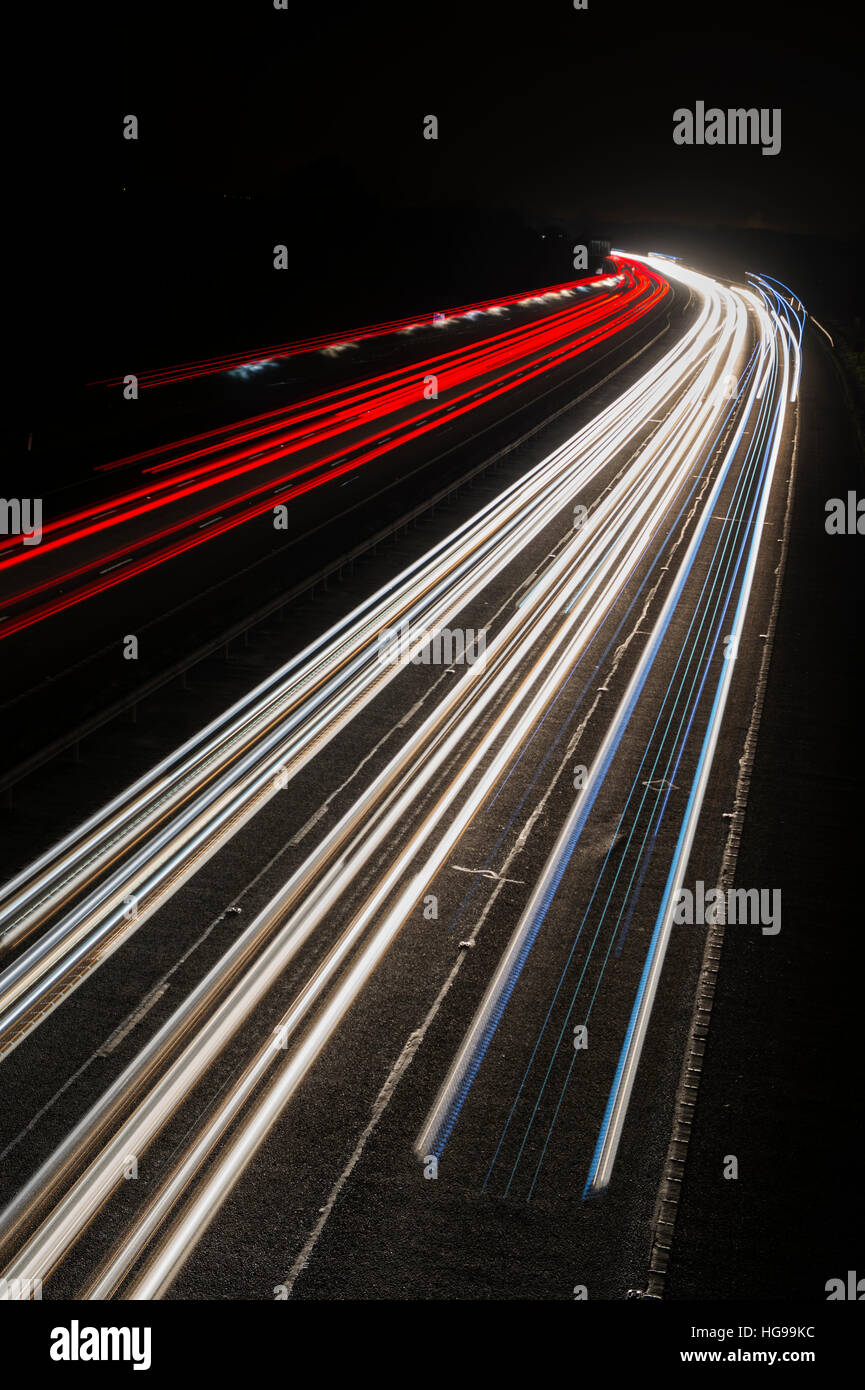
[
  {"left": 105, "top": 309, "right": 752, "bottom": 1298},
  {"left": 0, "top": 255, "right": 800, "bottom": 1301},
  {"left": 809, "top": 314, "right": 833, "bottom": 346},
  {"left": 488, "top": 348, "right": 768, "bottom": 1198},
  {"left": 0, "top": 263, "right": 717, "bottom": 1270},
  {"left": 521, "top": 325, "right": 782, "bottom": 1201},
  {"left": 5, "top": 319, "right": 719, "bottom": 1288},
  {"left": 748, "top": 272, "right": 804, "bottom": 403},
  {"left": 413, "top": 261, "right": 794, "bottom": 1192},
  {"left": 439, "top": 341, "right": 761, "bottom": 932},
  {"left": 0, "top": 258, "right": 742, "bottom": 1296},
  {"left": 0, "top": 262, "right": 691, "bottom": 1054},
  {"left": 583, "top": 289, "right": 792, "bottom": 1198}
]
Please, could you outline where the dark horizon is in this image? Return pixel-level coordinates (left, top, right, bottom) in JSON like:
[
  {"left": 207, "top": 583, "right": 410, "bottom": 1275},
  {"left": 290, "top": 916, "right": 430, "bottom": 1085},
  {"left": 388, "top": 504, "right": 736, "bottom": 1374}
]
[
  {"left": 2, "top": 0, "right": 862, "bottom": 1343},
  {"left": 12, "top": 0, "right": 863, "bottom": 430}
]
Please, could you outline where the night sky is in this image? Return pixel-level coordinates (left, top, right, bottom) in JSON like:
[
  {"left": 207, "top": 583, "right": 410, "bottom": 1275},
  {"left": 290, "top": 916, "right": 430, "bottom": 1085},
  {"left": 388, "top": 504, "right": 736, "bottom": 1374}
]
[
  {"left": 9, "top": 0, "right": 862, "bottom": 418},
  {"left": 33, "top": 0, "right": 855, "bottom": 232},
  {"left": 2, "top": 2, "right": 863, "bottom": 1330}
]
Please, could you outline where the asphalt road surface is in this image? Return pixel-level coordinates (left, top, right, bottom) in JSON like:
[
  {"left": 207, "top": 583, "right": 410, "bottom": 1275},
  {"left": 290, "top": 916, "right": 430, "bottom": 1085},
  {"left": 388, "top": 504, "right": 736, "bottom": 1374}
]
[{"left": 0, "top": 254, "right": 853, "bottom": 1303}]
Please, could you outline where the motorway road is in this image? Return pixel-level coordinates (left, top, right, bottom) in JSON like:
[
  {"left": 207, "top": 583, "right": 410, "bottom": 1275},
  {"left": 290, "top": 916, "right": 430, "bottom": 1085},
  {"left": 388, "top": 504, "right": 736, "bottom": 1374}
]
[
  {"left": 0, "top": 262, "right": 675, "bottom": 764},
  {"left": 0, "top": 257, "right": 807, "bottom": 1299},
  {"left": 664, "top": 323, "right": 865, "bottom": 1301},
  {"left": 0, "top": 263, "right": 660, "bottom": 649}
]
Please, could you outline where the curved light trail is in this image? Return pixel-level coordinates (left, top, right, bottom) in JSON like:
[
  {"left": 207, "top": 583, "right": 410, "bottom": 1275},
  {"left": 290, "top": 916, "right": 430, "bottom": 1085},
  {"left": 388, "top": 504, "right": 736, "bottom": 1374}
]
[{"left": 0, "top": 253, "right": 802, "bottom": 1301}]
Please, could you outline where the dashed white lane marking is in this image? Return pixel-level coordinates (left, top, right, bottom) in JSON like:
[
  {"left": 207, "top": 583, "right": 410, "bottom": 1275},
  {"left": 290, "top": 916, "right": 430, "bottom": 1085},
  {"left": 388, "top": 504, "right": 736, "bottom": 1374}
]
[
  {"left": 97, "top": 983, "right": 170, "bottom": 1058},
  {"left": 451, "top": 865, "right": 524, "bottom": 885},
  {"left": 285, "top": 528, "right": 568, "bottom": 849},
  {"left": 0, "top": 826, "right": 319, "bottom": 1166},
  {"left": 279, "top": 401, "right": 725, "bottom": 1296},
  {"left": 278, "top": 919, "right": 484, "bottom": 1298}
]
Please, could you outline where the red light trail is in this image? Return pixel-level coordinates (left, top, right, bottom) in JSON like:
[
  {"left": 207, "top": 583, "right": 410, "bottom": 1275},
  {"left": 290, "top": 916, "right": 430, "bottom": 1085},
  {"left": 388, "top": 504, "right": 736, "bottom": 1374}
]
[
  {"left": 89, "top": 269, "right": 621, "bottom": 392},
  {"left": 0, "top": 258, "right": 668, "bottom": 640}
]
